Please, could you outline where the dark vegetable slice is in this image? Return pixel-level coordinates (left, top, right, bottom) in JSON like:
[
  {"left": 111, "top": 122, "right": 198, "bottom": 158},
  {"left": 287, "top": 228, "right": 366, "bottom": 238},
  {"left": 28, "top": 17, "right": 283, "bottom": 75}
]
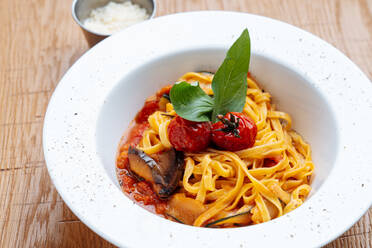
[
  {"left": 205, "top": 210, "right": 252, "bottom": 227},
  {"left": 127, "top": 148, "right": 156, "bottom": 182},
  {"left": 128, "top": 147, "right": 184, "bottom": 199},
  {"left": 152, "top": 148, "right": 184, "bottom": 197}
]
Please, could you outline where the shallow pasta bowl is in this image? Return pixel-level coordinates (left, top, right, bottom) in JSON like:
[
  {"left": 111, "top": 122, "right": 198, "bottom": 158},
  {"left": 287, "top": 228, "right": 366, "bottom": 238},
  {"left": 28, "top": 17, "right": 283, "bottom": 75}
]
[{"left": 43, "top": 11, "right": 372, "bottom": 247}]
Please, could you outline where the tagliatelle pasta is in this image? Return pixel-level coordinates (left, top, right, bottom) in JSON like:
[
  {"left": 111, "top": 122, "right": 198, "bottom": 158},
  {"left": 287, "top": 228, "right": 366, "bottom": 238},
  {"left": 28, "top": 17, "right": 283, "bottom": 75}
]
[{"left": 121, "top": 72, "right": 314, "bottom": 227}]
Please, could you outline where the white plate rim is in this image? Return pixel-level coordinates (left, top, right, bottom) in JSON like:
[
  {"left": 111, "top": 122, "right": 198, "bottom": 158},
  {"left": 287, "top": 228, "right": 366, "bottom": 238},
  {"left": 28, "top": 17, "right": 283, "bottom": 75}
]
[{"left": 43, "top": 11, "right": 372, "bottom": 248}]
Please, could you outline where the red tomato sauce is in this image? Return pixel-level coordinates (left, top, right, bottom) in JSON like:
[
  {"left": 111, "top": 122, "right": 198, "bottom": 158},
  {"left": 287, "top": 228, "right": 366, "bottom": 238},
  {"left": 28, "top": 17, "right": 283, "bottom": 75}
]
[{"left": 116, "top": 97, "right": 167, "bottom": 215}]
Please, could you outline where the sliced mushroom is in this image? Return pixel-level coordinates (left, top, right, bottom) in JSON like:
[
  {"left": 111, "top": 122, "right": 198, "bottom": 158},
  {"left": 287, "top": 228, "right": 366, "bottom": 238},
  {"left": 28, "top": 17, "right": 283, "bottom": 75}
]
[
  {"left": 128, "top": 147, "right": 184, "bottom": 199},
  {"left": 166, "top": 193, "right": 206, "bottom": 225}
]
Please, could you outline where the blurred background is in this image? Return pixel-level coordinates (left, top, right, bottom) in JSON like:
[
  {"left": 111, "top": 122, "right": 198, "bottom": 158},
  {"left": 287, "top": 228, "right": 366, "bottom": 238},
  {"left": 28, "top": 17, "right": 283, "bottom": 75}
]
[{"left": 0, "top": 0, "right": 371, "bottom": 247}]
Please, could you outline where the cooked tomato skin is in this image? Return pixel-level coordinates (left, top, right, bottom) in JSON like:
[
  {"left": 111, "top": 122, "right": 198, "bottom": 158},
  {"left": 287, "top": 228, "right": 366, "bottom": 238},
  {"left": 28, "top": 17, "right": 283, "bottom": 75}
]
[
  {"left": 168, "top": 116, "right": 212, "bottom": 152},
  {"left": 135, "top": 85, "right": 172, "bottom": 124},
  {"left": 127, "top": 123, "right": 149, "bottom": 146},
  {"left": 135, "top": 99, "right": 159, "bottom": 123},
  {"left": 211, "top": 112, "right": 257, "bottom": 151}
]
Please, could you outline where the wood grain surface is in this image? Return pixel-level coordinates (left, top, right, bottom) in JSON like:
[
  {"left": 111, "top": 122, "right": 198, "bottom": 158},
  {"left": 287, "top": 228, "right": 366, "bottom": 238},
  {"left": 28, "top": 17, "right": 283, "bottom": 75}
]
[{"left": 0, "top": 0, "right": 371, "bottom": 247}]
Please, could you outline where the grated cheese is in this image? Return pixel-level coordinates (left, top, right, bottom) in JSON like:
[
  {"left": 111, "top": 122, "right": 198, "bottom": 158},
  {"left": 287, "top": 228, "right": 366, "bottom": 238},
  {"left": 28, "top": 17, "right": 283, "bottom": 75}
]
[{"left": 83, "top": 1, "right": 150, "bottom": 35}]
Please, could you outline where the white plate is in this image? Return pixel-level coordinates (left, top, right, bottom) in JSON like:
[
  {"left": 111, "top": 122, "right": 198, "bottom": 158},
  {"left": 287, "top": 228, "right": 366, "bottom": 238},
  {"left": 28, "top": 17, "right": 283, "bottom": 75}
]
[{"left": 43, "top": 11, "right": 372, "bottom": 248}]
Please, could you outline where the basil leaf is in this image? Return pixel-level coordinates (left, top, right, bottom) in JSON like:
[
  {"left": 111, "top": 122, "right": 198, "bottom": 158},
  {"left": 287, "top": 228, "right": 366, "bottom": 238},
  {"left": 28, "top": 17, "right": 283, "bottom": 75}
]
[
  {"left": 211, "top": 29, "right": 250, "bottom": 122},
  {"left": 169, "top": 82, "right": 214, "bottom": 122}
]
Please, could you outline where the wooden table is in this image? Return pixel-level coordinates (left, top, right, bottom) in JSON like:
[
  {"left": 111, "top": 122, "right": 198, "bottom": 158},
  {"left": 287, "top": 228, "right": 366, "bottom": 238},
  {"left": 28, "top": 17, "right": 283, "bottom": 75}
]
[{"left": 1, "top": 0, "right": 371, "bottom": 247}]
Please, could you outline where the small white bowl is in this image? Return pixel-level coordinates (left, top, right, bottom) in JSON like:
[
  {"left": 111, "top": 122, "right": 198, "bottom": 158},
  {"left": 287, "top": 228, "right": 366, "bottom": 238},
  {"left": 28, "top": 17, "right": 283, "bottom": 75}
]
[
  {"left": 44, "top": 11, "right": 372, "bottom": 248},
  {"left": 72, "top": 0, "right": 156, "bottom": 47}
]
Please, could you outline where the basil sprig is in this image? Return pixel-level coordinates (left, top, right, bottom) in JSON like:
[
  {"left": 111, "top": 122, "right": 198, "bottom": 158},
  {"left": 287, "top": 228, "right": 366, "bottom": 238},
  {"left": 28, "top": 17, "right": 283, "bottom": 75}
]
[{"left": 169, "top": 29, "right": 251, "bottom": 122}]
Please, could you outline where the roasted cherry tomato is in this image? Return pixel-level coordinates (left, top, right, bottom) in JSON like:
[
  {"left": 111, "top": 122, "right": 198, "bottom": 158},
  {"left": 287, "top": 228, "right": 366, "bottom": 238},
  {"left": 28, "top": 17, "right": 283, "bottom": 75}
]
[
  {"left": 168, "top": 116, "right": 211, "bottom": 152},
  {"left": 212, "top": 112, "right": 257, "bottom": 151}
]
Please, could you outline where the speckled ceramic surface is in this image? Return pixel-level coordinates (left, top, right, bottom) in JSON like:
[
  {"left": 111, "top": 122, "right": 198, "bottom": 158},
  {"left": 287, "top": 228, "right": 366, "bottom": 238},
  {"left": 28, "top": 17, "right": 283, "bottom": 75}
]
[{"left": 43, "top": 11, "right": 372, "bottom": 248}]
